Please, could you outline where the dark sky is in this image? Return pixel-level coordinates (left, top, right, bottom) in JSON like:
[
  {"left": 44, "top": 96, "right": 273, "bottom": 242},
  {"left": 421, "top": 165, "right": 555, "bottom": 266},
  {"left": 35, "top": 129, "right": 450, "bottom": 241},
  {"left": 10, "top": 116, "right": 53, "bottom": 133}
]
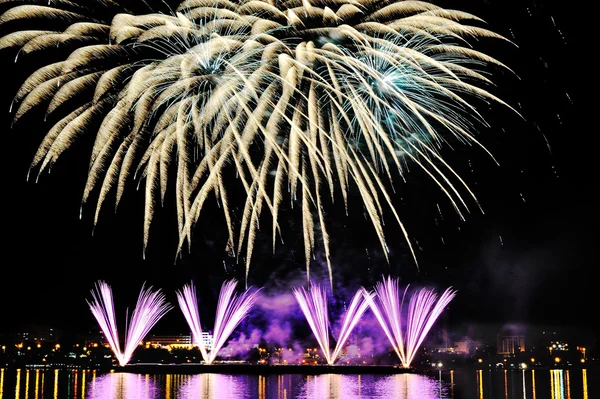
[{"left": 0, "top": 0, "right": 595, "bottom": 338}]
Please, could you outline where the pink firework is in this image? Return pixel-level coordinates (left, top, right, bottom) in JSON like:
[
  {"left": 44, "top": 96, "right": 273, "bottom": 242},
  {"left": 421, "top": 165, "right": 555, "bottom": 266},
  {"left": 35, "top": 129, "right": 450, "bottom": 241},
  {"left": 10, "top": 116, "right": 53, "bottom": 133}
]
[
  {"left": 366, "top": 276, "right": 456, "bottom": 368},
  {"left": 87, "top": 281, "right": 172, "bottom": 366},
  {"left": 293, "top": 282, "right": 373, "bottom": 365},
  {"left": 176, "top": 279, "right": 260, "bottom": 365}
]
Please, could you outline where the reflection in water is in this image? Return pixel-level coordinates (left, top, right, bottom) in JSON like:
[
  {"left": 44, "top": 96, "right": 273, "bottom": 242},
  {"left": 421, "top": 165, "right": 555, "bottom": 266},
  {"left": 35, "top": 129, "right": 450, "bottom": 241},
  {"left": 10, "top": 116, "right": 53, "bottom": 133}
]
[
  {"left": 53, "top": 369, "right": 58, "bottom": 399},
  {"left": 298, "top": 373, "right": 449, "bottom": 399},
  {"left": 582, "top": 369, "right": 588, "bottom": 399},
  {"left": 87, "top": 372, "right": 159, "bottom": 399},
  {"left": 0, "top": 367, "right": 594, "bottom": 398},
  {"left": 15, "top": 369, "right": 20, "bottom": 399},
  {"left": 177, "top": 374, "right": 254, "bottom": 399},
  {"left": 551, "top": 369, "right": 565, "bottom": 399},
  {"left": 25, "top": 370, "right": 29, "bottom": 399}
]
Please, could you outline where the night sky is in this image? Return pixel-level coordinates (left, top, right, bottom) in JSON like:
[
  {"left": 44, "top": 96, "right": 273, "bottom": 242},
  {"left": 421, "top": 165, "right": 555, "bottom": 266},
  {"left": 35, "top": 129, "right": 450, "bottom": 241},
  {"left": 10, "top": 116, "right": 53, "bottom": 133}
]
[{"left": 0, "top": 0, "right": 595, "bottom": 339}]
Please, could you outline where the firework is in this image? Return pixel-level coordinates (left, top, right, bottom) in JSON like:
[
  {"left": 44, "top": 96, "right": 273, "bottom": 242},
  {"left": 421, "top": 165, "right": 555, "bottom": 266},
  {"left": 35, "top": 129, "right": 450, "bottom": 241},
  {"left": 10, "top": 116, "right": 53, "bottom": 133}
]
[
  {"left": 87, "top": 281, "right": 172, "bottom": 366},
  {"left": 365, "top": 276, "right": 456, "bottom": 368},
  {"left": 176, "top": 279, "right": 259, "bottom": 364},
  {"left": 1, "top": 0, "right": 514, "bottom": 281},
  {"left": 293, "top": 282, "right": 373, "bottom": 365},
  {"left": 175, "top": 281, "right": 209, "bottom": 362}
]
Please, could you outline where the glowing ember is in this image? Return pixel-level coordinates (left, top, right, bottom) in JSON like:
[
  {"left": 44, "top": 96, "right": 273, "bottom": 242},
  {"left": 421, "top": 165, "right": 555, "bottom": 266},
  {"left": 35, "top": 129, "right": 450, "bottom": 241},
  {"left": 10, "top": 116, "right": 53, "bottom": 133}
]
[
  {"left": 176, "top": 279, "right": 259, "bottom": 365},
  {"left": 87, "top": 281, "right": 172, "bottom": 366},
  {"left": 366, "top": 276, "right": 456, "bottom": 368},
  {"left": 293, "top": 282, "right": 373, "bottom": 365}
]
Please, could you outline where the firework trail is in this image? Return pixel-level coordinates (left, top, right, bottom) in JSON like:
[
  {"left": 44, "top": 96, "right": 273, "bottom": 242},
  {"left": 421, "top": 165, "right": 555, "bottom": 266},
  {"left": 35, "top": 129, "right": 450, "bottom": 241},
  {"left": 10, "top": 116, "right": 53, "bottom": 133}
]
[
  {"left": 0, "top": 0, "right": 515, "bottom": 282},
  {"left": 87, "top": 281, "right": 172, "bottom": 366},
  {"left": 365, "top": 276, "right": 456, "bottom": 368},
  {"left": 176, "top": 279, "right": 259, "bottom": 364},
  {"left": 176, "top": 281, "right": 210, "bottom": 362},
  {"left": 293, "top": 282, "right": 373, "bottom": 364}
]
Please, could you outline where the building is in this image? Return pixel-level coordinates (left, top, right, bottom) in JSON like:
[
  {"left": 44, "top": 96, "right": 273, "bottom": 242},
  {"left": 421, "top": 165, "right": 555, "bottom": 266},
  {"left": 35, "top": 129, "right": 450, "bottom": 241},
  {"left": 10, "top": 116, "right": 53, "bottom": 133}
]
[
  {"left": 453, "top": 338, "right": 486, "bottom": 355},
  {"left": 146, "top": 334, "right": 193, "bottom": 349},
  {"left": 145, "top": 333, "right": 213, "bottom": 351},
  {"left": 497, "top": 335, "right": 526, "bottom": 355},
  {"left": 13, "top": 325, "right": 61, "bottom": 343},
  {"left": 496, "top": 323, "right": 526, "bottom": 355},
  {"left": 200, "top": 332, "right": 213, "bottom": 351}
]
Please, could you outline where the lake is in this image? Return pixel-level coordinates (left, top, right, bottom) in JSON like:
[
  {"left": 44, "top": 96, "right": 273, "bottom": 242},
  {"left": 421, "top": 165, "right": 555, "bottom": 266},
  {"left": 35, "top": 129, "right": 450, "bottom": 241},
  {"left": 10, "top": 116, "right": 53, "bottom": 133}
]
[{"left": 0, "top": 367, "right": 595, "bottom": 398}]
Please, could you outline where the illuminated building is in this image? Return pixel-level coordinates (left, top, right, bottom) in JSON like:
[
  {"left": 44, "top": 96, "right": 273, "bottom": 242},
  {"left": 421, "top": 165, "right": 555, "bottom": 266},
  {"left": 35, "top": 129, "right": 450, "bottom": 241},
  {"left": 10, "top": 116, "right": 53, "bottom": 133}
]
[
  {"left": 200, "top": 332, "right": 213, "bottom": 351},
  {"left": 146, "top": 335, "right": 193, "bottom": 349},
  {"left": 145, "top": 333, "right": 214, "bottom": 351},
  {"left": 496, "top": 324, "right": 526, "bottom": 355},
  {"left": 497, "top": 335, "right": 525, "bottom": 355}
]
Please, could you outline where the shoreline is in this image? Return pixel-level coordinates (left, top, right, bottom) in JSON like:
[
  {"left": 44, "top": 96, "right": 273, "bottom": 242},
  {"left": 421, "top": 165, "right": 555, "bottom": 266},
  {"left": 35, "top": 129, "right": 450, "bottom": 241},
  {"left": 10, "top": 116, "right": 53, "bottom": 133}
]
[
  {"left": 114, "top": 363, "right": 418, "bottom": 375},
  {"left": 2, "top": 362, "right": 596, "bottom": 374}
]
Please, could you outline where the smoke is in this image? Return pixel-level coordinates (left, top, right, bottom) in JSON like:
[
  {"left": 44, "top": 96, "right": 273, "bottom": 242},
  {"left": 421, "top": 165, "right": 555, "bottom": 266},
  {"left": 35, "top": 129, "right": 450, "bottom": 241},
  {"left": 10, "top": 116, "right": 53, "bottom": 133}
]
[
  {"left": 279, "top": 342, "right": 305, "bottom": 365},
  {"left": 211, "top": 283, "right": 397, "bottom": 364},
  {"left": 263, "top": 321, "right": 293, "bottom": 345},
  {"left": 220, "top": 329, "right": 261, "bottom": 358},
  {"left": 349, "top": 311, "right": 394, "bottom": 362}
]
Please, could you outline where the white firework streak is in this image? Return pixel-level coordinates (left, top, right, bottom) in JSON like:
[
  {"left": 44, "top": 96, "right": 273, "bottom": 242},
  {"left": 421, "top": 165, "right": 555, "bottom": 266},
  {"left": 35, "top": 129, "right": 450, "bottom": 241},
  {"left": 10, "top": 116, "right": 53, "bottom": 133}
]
[
  {"left": 293, "top": 282, "right": 373, "bottom": 365},
  {"left": 87, "top": 280, "right": 172, "bottom": 366},
  {"left": 0, "top": 0, "right": 518, "bottom": 283},
  {"left": 365, "top": 276, "right": 456, "bottom": 368},
  {"left": 176, "top": 281, "right": 210, "bottom": 362},
  {"left": 176, "top": 279, "right": 259, "bottom": 365}
]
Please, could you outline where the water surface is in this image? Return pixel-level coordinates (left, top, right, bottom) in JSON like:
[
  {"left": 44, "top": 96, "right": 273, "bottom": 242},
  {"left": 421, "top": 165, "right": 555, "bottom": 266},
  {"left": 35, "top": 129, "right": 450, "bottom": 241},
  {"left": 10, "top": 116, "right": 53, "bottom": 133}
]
[{"left": 0, "top": 367, "right": 595, "bottom": 398}]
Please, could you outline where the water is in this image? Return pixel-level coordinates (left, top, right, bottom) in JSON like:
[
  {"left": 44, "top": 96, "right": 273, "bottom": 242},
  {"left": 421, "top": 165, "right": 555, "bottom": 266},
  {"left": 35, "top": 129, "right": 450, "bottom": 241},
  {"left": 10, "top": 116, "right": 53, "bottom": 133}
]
[{"left": 0, "top": 367, "right": 596, "bottom": 398}]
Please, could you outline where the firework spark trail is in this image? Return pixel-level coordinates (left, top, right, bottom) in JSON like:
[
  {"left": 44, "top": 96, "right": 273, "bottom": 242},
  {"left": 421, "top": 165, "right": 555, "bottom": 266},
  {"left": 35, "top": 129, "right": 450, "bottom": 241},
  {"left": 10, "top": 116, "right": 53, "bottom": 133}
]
[
  {"left": 210, "top": 279, "right": 260, "bottom": 364},
  {"left": 176, "top": 279, "right": 259, "bottom": 365},
  {"left": 176, "top": 282, "right": 209, "bottom": 362},
  {"left": 0, "top": 0, "right": 517, "bottom": 283},
  {"left": 404, "top": 287, "right": 456, "bottom": 367},
  {"left": 293, "top": 282, "right": 373, "bottom": 365},
  {"left": 87, "top": 281, "right": 172, "bottom": 366},
  {"left": 87, "top": 281, "right": 122, "bottom": 365},
  {"left": 366, "top": 276, "right": 456, "bottom": 368}
]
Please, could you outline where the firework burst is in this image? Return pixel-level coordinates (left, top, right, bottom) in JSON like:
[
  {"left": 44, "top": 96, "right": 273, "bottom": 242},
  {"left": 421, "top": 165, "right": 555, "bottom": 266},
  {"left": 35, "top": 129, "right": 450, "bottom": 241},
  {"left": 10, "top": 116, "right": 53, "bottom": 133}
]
[
  {"left": 293, "top": 282, "right": 373, "bottom": 365},
  {"left": 1, "top": 0, "right": 514, "bottom": 281},
  {"left": 87, "top": 281, "right": 172, "bottom": 366},
  {"left": 365, "top": 276, "right": 456, "bottom": 368},
  {"left": 176, "top": 279, "right": 260, "bottom": 364}
]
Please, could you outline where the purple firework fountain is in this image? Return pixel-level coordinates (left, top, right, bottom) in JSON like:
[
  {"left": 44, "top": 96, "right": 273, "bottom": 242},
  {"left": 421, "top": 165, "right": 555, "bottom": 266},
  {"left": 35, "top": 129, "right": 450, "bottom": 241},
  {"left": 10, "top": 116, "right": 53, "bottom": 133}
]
[
  {"left": 293, "top": 282, "right": 373, "bottom": 365},
  {"left": 176, "top": 279, "right": 260, "bottom": 364},
  {"left": 366, "top": 276, "right": 456, "bottom": 368},
  {"left": 87, "top": 281, "right": 172, "bottom": 366}
]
